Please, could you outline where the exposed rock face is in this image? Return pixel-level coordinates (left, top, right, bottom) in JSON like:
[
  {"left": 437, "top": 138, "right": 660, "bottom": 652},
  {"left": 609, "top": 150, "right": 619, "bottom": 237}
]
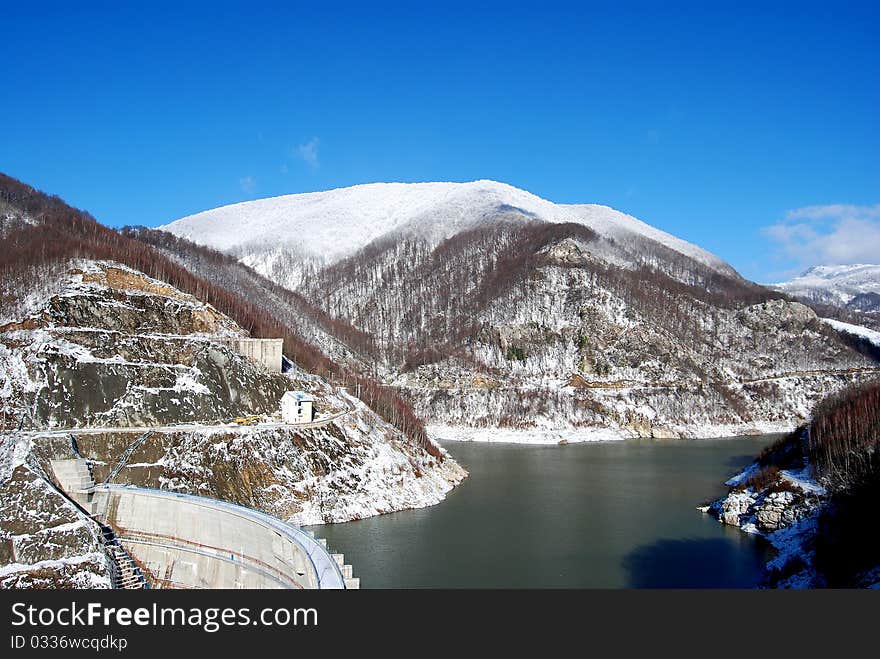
[
  {"left": 397, "top": 264, "right": 876, "bottom": 439},
  {"left": 712, "top": 484, "right": 820, "bottom": 534},
  {"left": 717, "top": 490, "right": 756, "bottom": 527},
  {"left": 158, "top": 184, "right": 880, "bottom": 441},
  {"left": 1, "top": 261, "right": 295, "bottom": 429},
  {"left": 0, "top": 439, "right": 111, "bottom": 589},
  {"left": 705, "top": 455, "right": 829, "bottom": 588},
  {"left": 754, "top": 491, "right": 810, "bottom": 532},
  {"left": 1, "top": 260, "right": 467, "bottom": 540},
  {"left": 307, "top": 233, "right": 877, "bottom": 440},
  {"left": 74, "top": 398, "right": 466, "bottom": 525},
  {"left": 706, "top": 381, "right": 880, "bottom": 589}
]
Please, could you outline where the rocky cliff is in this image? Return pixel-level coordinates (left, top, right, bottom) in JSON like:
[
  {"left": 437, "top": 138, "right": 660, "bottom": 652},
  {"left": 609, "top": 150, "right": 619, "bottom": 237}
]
[
  {"left": 1, "top": 260, "right": 466, "bottom": 533},
  {"left": 0, "top": 261, "right": 289, "bottom": 429},
  {"left": 0, "top": 434, "right": 112, "bottom": 589}
]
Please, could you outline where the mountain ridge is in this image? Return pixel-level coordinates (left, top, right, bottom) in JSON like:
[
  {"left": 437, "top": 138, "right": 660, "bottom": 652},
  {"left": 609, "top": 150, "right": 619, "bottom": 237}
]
[
  {"left": 153, "top": 181, "right": 880, "bottom": 441},
  {"left": 770, "top": 263, "right": 880, "bottom": 317},
  {"left": 8, "top": 171, "right": 877, "bottom": 443},
  {"left": 161, "top": 179, "right": 736, "bottom": 277}
]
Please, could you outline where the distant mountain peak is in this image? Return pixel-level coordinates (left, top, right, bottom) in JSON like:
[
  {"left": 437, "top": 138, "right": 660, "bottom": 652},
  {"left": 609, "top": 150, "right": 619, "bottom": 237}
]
[
  {"left": 799, "top": 263, "right": 878, "bottom": 278},
  {"left": 772, "top": 263, "right": 880, "bottom": 309},
  {"left": 160, "top": 180, "right": 733, "bottom": 275}
]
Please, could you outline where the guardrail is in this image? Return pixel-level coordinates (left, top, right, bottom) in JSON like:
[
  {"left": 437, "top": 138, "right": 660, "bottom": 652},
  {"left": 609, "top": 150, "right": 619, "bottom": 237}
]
[{"left": 103, "top": 430, "right": 153, "bottom": 484}]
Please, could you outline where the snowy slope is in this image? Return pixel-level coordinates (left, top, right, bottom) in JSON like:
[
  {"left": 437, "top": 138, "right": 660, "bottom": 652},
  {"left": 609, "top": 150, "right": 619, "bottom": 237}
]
[
  {"left": 157, "top": 183, "right": 880, "bottom": 443},
  {"left": 161, "top": 180, "right": 734, "bottom": 274},
  {"left": 771, "top": 264, "right": 880, "bottom": 306},
  {"left": 0, "top": 434, "right": 113, "bottom": 589},
  {"left": 822, "top": 318, "right": 880, "bottom": 348}
]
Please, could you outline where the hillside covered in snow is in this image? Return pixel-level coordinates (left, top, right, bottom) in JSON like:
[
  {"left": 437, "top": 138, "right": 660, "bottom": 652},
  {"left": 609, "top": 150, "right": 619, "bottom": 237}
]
[
  {"left": 162, "top": 180, "right": 738, "bottom": 289},
  {"left": 158, "top": 182, "right": 880, "bottom": 442},
  {"left": 771, "top": 264, "right": 880, "bottom": 315},
  {"left": 1, "top": 433, "right": 112, "bottom": 589},
  {"left": 0, "top": 259, "right": 464, "bottom": 520},
  {"left": 1, "top": 172, "right": 468, "bottom": 587},
  {"left": 704, "top": 381, "right": 880, "bottom": 588}
]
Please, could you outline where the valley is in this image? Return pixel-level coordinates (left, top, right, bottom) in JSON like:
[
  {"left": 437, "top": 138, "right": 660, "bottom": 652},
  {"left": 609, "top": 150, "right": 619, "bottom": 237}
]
[{"left": 2, "top": 173, "right": 877, "bottom": 590}]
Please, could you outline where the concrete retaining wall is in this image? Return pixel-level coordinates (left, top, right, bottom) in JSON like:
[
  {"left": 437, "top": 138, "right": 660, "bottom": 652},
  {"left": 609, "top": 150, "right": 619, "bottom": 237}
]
[
  {"left": 93, "top": 486, "right": 349, "bottom": 589},
  {"left": 215, "top": 338, "right": 283, "bottom": 373}
]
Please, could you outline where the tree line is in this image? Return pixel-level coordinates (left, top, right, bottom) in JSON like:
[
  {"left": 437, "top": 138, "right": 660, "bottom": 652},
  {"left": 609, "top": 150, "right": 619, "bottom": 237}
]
[
  {"left": 808, "top": 380, "right": 880, "bottom": 491},
  {"left": 0, "top": 173, "right": 438, "bottom": 457},
  {"left": 297, "top": 215, "right": 832, "bottom": 383}
]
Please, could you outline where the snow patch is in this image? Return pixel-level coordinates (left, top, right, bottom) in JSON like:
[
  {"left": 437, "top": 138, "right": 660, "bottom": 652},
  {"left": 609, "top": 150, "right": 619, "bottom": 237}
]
[{"left": 822, "top": 318, "right": 880, "bottom": 347}]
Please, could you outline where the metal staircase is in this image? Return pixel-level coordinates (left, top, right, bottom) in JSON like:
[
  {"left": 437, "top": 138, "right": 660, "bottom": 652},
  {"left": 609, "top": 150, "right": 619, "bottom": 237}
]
[
  {"left": 97, "top": 523, "right": 149, "bottom": 589},
  {"left": 50, "top": 457, "right": 149, "bottom": 589}
]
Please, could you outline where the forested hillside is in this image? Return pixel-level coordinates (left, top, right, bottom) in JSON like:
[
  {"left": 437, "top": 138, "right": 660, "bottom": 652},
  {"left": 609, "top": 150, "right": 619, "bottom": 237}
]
[
  {"left": 0, "top": 173, "right": 435, "bottom": 454},
  {"left": 708, "top": 380, "right": 880, "bottom": 587},
  {"left": 155, "top": 180, "right": 880, "bottom": 441}
]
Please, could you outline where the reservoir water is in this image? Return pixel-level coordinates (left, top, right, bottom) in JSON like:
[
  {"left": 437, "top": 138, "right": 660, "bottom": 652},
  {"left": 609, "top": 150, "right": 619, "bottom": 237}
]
[{"left": 309, "top": 436, "right": 776, "bottom": 588}]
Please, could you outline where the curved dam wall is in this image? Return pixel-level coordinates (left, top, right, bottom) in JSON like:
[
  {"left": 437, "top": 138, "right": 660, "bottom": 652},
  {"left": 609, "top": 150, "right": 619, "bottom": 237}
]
[{"left": 93, "top": 485, "right": 349, "bottom": 589}]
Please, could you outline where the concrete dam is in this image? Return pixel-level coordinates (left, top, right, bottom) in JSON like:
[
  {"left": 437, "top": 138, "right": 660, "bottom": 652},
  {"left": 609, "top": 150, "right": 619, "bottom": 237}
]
[{"left": 52, "top": 458, "right": 358, "bottom": 589}]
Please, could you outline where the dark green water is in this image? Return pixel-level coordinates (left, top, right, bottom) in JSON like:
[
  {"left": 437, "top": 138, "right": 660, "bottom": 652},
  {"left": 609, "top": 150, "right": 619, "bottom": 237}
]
[{"left": 309, "top": 437, "right": 776, "bottom": 588}]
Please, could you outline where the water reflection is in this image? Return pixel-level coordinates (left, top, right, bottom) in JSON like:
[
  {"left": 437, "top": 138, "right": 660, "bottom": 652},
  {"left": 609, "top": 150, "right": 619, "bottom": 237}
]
[{"left": 623, "top": 531, "right": 769, "bottom": 588}]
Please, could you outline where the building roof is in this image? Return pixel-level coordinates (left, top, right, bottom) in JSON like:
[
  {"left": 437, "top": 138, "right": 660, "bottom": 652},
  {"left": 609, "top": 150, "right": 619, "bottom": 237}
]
[{"left": 282, "top": 390, "right": 315, "bottom": 402}]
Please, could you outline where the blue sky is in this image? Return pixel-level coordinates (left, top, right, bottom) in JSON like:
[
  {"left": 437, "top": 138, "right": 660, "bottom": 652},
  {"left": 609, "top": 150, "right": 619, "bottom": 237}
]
[{"left": 2, "top": 1, "right": 877, "bottom": 282}]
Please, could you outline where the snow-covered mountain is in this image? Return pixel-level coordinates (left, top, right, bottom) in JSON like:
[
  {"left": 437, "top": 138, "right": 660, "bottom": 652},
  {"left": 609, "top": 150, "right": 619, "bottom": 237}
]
[
  {"left": 771, "top": 264, "right": 880, "bottom": 312},
  {"left": 162, "top": 180, "right": 737, "bottom": 278},
  {"left": 2, "top": 169, "right": 476, "bottom": 588},
  {"left": 154, "top": 183, "right": 880, "bottom": 442}
]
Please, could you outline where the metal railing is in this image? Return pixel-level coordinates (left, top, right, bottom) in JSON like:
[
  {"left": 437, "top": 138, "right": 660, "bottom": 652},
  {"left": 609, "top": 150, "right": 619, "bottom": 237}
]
[
  {"left": 96, "top": 523, "right": 150, "bottom": 590},
  {"left": 103, "top": 430, "right": 153, "bottom": 484}
]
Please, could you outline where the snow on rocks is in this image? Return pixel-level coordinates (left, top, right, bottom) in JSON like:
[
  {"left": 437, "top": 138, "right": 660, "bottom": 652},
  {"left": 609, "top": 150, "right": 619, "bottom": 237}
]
[
  {"left": 72, "top": 404, "right": 467, "bottom": 526},
  {"left": 0, "top": 437, "right": 112, "bottom": 589},
  {"left": 704, "top": 457, "right": 829, "bottom": 587},
  {"left": 160, "top": 185, "right": 878, "bottom": 444},
  {"left": 0, "top": 260, "right": 291, "bottom": 428},
  {"left": 0, "top": 553, "right": 112, "bottom": 589},
  {"left": 2, "top": 258, "right": 468, "bottom": 533}
]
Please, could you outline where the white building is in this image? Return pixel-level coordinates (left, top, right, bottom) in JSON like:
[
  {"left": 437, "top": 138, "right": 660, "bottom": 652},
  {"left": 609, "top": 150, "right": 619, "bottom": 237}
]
[{"left": 281, "top": 391, "right": 315, "bottom": 424}]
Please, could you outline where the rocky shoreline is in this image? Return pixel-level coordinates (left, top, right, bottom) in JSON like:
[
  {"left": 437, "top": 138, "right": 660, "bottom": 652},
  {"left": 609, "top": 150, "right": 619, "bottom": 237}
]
[
  {"left": 429, "top": 420, "right": 797, "bottom": 445},
  {"left": 702, "top": 425, "right": 879, "bottom": 588}
]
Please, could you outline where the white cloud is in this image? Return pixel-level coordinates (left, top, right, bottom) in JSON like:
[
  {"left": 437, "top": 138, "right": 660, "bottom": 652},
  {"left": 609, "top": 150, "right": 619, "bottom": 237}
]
[
  {"left": 295, "top": 137, "right": 320, "bottom": 169},
  {"left": 239, "top": 176, "right": 256, "bottom": 194},
  {"left": 762, "top": 203, "right": 880, "bottom": 269}
]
